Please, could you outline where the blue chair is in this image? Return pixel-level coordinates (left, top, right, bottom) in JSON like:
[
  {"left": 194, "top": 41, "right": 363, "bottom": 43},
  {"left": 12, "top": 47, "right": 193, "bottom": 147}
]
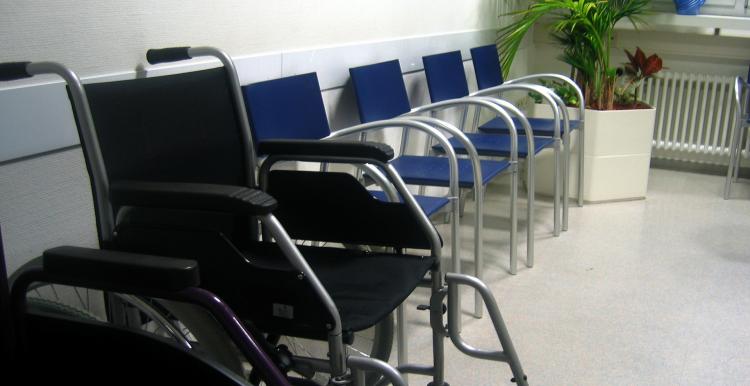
[
  {"left": 724, "top": 76, "right": 749, "bottom": 199},
  {"left": 420, "top": 49, "right": 564, "bottom": 238},
  {"left": 349, "top": 60, "right": 533, "bottom": 277},
  {"left": 242, "top": 74, "right": 444, "bottom": 215},
  {"left": 470, "top": 44, "right": 586, "bottom": 229}
]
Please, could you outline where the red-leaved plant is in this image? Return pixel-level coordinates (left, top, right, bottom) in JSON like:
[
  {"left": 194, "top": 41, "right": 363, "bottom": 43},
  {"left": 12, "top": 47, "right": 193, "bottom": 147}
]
[{"left": 617, "top": 47, "right": 665, "bottom": 108}]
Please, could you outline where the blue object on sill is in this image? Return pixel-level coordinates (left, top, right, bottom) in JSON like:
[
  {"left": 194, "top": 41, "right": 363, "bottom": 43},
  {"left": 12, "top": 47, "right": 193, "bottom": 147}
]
[{"left": 673, "top": 0, "right": 705, "bottom": 15}]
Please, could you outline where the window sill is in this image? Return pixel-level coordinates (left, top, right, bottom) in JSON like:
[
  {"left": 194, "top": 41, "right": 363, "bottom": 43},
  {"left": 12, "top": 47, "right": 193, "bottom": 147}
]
[{"left": 616, "top": 12, "right": 750, "bottom": 35}]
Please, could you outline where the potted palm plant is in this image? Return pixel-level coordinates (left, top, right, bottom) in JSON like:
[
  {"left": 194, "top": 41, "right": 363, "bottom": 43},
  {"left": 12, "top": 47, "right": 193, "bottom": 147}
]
[{"left": 499, "top": 0, "right": 661, "bottom": 202}]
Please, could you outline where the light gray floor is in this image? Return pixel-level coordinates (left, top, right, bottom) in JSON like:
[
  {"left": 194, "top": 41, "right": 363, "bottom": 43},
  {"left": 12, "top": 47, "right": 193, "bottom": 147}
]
[{"left": 394, "top": 168, "right": 750, "bottom": 385}]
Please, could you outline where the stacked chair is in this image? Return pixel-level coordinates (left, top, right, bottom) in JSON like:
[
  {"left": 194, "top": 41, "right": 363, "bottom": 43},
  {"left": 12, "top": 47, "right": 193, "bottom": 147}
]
[
  {"left": 469, "top": 44, "right": 585, "bottom": 230},
  {"left": 348, "top": 59, "right": 542, "bottom": 281},
  {"left": 0, "top": 47, "right": 527, "bottom": 385},
  {"left": 420, "top": 49, "right": 564, "bottom": 242}
]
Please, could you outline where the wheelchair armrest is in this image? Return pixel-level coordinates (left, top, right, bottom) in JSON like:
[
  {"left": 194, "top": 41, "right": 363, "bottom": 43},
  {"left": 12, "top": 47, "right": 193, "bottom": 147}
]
[
  {"left": 258, "top": 139, "right": 394, "bottom": 163},
  {"left": 43, "top": 246, "right": 200, "bottom": 292},
  {"left": 110, "top": 180, "right": 277, "bottom": 215}
]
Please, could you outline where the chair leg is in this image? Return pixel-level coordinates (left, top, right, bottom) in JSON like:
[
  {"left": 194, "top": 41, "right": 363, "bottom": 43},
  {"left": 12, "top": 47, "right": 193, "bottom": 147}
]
[
  {"left": 396, "top": 304, "right": 408, "bottom": 384},
  {"left": 474, "top": 184, "right": 485, "bottom": 319},
  {"left": 553, "top": 138, "right": 561, "bottom": 237},
  {"left": 733, "top": 127, "right": 745, "bottom": 181},
  {"left": 578, "top": 124, "right": 585, "bottom": 207},
  {"left": 459, "top": 188, "right": 467, "bottom": 217},
  {"left": 725, "top": 124, "right": 741, "bottom": 199},
  {"left": 734, "top": 148, "right": 741, "bottom": 181},
  {"left": 509, "top": 162, "right": 519, "bottom": 275},
  {"left": 450, "top": 185, "right": 462, "bottom": 331},
  {"left": 526, "top": 152, "right": 535, "bottom": 269},
  {"left": 471, "top": 106, "right": 482, "bottom": 133},
  {"left": 562, "top": 128, "right": 571, "bottom": 232}
]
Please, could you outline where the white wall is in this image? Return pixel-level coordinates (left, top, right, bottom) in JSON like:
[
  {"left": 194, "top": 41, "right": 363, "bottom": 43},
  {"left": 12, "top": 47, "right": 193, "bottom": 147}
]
[
  {"left": 0, "top": 1, "right": 503, "bottom": 274},
  {"left": 0, "top": 0, "right": 497, "bottom": 77},
  {"left": 530, "top": 25, "right": 750, "bottom": 77}
]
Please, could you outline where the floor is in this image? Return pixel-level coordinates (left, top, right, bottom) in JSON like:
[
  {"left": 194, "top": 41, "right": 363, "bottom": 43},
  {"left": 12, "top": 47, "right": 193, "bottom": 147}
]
[{"left": 394, "top": 168, "right": 750, "bottom": 385}]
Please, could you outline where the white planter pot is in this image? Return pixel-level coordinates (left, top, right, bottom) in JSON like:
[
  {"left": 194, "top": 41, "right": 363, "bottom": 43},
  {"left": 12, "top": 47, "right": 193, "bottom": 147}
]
[{"left": 527, "top": 103, "right": 656, "bottom": 203}]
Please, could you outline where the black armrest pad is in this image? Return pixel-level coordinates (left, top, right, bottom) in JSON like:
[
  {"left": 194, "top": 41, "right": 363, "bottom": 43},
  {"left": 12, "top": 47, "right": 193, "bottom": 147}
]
[
  {"left": 258, "top": 140, "right": 394, "bottom": 163},
  {"left": 110, "top": 181, "right": 277, "bottom": 215},
  {"left": 43, "top": 246, "right": 200, "bottom": 292}
]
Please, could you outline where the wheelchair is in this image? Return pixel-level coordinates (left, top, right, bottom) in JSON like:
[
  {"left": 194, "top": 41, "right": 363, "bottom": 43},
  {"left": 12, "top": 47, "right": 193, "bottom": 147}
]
[
  {"left": 1, "top": 225, "right": 297, "bottom": 385},
  {"left": 0, "top": 49, "right": 527, "bottom": 385}
]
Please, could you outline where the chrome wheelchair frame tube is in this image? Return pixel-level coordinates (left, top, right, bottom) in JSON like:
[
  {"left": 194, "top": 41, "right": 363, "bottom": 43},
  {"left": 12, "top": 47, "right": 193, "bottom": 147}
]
[
  {"left": 186, "top": 47, "right": 258, "bottom": 187},
  {"left": 445, "top": 272, "right": 527, "bottom": 386},
  {"left": 472, "top": 83, "right": 563, "bottom": 237},
  {"left": 258, "top": 146, "right": 444, "bottom": 378},
  {"left": 262, "top": 211, "right": 413, "bottom": 386},
  {"left": 357, "top": 164, "right": 400, "bottom": 203},
  {"left": 23, "top": 62, "right": 115, "bottom": 244},
  {"left": 327, "top": 121, "right": 454, "bottom": 368},
  {"left": 260, "top": 214, "right": 348, "bottom": 379}
]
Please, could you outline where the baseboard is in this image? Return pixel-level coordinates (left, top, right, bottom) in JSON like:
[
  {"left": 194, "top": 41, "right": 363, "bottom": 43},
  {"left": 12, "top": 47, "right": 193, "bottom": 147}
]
[{"left": 650, "top": 158, "right": 750, "bottom": 179}]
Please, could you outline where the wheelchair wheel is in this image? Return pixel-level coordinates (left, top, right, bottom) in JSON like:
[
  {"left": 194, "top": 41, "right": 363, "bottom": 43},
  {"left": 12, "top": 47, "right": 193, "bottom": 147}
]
[
  {"left": 23, "top": 283, "right": 246, "bottom": 375},
  {"left": 25, "top": 283, "right": 106, "bottom": 321},
  {"left": 25, "top": 285, "right": 196, "bottom": 350},
  {"left": 280, "top": 312, "right": 394, "bottom": 386},
  {"left": 26, "top": 296, "right": 101, "bottom": 321}
]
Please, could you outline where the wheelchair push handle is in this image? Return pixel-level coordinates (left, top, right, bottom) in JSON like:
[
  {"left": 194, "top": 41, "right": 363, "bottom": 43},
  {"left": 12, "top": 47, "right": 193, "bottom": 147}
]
[
  {"left": 146, "top": 47, "right": 192, "bottom": 64},
  {"left": 0, "top": 62, "right": 32, "bottom": 81}
]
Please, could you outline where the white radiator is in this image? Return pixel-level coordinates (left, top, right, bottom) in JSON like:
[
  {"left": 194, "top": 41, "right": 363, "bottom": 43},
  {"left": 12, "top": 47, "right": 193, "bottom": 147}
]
[{"left": 642, "top": 71, "right": 747, "bottom": 164}]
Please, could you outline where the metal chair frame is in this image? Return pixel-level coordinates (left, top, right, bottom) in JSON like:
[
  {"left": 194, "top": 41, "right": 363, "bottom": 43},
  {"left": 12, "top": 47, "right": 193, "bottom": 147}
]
[
  {"left": 468, "top": 45, "right": 586, "bottom": 228},
  {"left": 724, "top": 76, "right": 750, "bottom": 199}
]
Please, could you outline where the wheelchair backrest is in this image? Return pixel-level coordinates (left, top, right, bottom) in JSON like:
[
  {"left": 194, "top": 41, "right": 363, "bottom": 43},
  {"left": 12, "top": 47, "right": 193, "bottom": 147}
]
[
  {"left": 470, "top": 44, "right": 505, "bottom": 90},
  {"left": 242, "top": 72, "right": 332, "bottom": 147},
  {"left": 81, "top": 68, "right": 249, "bottom": 187},
  {"left": 421, "top": 50, "right": 470, "bottom": 102},
  {"left": 348, "top": 59, "right": 412, "bottom": 123}
]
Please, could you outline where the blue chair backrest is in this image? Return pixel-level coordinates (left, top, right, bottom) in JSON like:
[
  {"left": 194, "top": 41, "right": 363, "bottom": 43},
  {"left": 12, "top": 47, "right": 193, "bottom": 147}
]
[
  {"left": 242, "top": 73, "right": 331, "bottom": 146},
  {"left": 470, "top": 44, "right": 504, "bottom": 90},
  {"left": 422, "top": 50, "right": 470, "bottom": 102},
  {"left": 349, "top": 60, "right": 412, "bottom": 123}
]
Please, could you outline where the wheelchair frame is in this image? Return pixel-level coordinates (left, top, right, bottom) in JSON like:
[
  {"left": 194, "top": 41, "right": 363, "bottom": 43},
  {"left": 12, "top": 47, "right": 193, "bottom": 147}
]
[{"left": 1, "top": 47, "right": 529, "bottom": 385}]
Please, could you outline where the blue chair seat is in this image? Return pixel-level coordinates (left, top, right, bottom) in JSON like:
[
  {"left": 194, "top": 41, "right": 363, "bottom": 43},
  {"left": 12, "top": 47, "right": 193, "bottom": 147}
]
[
  {"left": 479, "top": 117, "right": 581, "bottom": 137},
  {"left": 433, "top": 133, "right": 555, "bottom": 159},
  {"left": 390, "top": 155, "right": 510, "bottom": 189},
  {"left": 370, "top": 191, "right": 449, "bottom": 217}
]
